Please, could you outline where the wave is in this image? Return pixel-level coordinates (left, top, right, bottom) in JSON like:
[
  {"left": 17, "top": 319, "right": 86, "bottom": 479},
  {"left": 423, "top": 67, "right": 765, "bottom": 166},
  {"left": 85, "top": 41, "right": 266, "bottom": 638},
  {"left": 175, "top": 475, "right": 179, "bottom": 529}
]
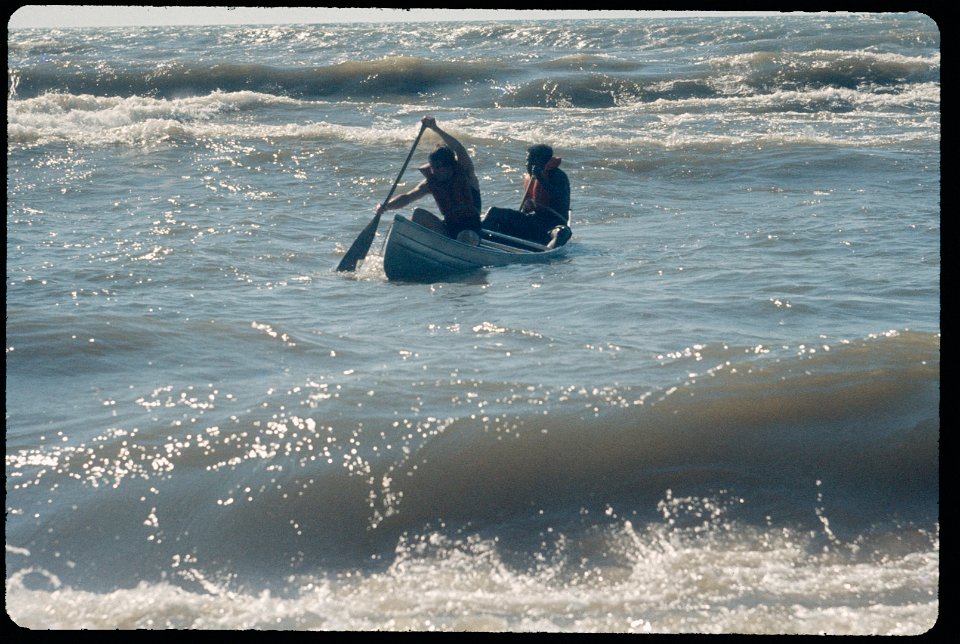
[
  {"left": 7, "top": 82, "right": 939, "bottom": 153},
  {"left": 369, "top": 330, "right": 939, "bottom": 532},
  {"left": 8, "top": 56, "right": 512, "bottom": 101},
  {"left": 495, "top": 73, "right": 713, "bottom": 109},
  {"left": 6, "top": 331, "right": 939, "bottom": 565},
  {"left": 4, "top": 89, "right": 428, "bottom": 148},
  {"left": 9, "top": 46, "right": 939, "bottom": 111},
  {"left": 709, "top": 49, "right": 941, "bottom": 93},
  {"left": 6, "top": 516, "right": 940, "bottom": 631},
  {"left": 502, "top": 49, "right": 939, "bottom": 109},
  {"left": 537, "top": 53, "right": 645, "bottom": 72}
]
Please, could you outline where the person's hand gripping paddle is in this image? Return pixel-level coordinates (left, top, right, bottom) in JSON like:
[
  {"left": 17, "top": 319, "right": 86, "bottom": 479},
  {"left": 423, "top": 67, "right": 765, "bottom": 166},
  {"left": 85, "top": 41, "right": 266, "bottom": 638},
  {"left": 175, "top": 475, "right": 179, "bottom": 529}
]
[{"left": 336, "top": 122, "right": 428, "bottom": 273}]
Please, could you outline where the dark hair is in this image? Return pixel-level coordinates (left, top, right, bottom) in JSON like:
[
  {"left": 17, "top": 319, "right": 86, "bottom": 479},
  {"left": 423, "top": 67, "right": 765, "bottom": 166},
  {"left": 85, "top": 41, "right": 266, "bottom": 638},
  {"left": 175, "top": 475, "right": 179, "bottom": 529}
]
[
  {"left": 429, "top": 146, "right": 456, "bottom": 169},
  {"left": 526, "top": 144, "right": 553, "bottom": 170},
  {"left": 527, "top": 143, "right": 553, "bottom": 174}
]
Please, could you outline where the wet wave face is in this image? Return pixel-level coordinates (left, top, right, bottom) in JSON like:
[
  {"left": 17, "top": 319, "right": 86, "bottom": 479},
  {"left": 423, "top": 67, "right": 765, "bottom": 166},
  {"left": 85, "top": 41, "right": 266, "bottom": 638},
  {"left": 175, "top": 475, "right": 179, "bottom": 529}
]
[
  {"left": 5, "top": 331, "right": 940, "bottom": 602},
  {"left": 9, "top": 46, "right": 939, "bottom": 109}
]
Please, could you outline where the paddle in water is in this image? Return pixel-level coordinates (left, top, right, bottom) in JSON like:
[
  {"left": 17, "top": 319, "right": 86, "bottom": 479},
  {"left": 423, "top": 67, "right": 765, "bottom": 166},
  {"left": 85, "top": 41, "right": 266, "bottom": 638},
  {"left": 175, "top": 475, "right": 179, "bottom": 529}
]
[{"left": 336, "top": 123, "right": 428, "bottom": 272}]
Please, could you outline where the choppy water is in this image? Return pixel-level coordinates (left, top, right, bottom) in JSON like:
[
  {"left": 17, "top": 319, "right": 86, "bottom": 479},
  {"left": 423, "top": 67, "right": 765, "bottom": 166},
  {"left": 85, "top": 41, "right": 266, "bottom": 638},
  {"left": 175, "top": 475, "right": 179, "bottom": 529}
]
[{"left": 6, "top": 13, "right": 939, "bottom": 633}]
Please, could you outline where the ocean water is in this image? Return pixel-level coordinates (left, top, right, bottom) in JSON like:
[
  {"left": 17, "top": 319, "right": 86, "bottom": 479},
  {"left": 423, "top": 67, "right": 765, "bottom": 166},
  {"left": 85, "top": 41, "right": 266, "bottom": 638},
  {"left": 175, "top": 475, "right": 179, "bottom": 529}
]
[{"left": 6, "top": 13, "right": 939, "bottom": 633}]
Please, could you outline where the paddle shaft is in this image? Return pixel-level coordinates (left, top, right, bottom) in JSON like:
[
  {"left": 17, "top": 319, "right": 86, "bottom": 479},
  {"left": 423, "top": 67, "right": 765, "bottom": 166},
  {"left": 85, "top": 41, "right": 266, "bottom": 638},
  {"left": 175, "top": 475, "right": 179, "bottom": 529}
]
[
  {"left": 378, "top": 122, "right": 429, "bottom": 217},
  {"left": 520, "top": 169, "right": 568, "bottom": 225},
  {"left": 336, "top": 123, "right": 428, "bottom": 272},
  {"left": 519, "top": 173, "right": 535, "bottom": 210}
]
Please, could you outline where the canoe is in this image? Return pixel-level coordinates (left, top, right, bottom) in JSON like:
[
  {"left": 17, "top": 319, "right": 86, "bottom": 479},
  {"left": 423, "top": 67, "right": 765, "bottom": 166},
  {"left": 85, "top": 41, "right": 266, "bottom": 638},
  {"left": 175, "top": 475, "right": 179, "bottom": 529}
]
[{"left": 382, "top": 214, "right": 567, "bottom": 281}]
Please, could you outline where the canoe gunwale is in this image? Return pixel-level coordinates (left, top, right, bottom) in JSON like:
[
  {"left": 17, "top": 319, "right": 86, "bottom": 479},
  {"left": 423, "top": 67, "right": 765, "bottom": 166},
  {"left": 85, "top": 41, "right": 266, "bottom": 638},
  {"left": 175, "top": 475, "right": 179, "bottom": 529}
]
[{"left": 382, "top": 214, "right": 565, "bottom": 281}]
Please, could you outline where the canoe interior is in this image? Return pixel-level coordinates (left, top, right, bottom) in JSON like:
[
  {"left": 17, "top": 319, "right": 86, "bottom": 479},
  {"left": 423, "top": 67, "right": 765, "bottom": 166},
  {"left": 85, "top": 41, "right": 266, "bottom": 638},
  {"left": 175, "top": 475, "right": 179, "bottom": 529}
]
[{"left": 382, "top": 215, "right": 565, "bottom": 282}]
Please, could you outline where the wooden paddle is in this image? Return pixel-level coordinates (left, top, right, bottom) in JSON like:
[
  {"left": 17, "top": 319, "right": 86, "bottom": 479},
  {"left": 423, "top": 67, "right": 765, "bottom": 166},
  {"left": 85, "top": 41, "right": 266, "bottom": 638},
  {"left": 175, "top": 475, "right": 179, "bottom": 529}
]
[
  {"left": 336, "top": 122, "right": 427, "bottom": 272},
  {"left": 519, "top": 170, "right": 535, "bottom": 210}
]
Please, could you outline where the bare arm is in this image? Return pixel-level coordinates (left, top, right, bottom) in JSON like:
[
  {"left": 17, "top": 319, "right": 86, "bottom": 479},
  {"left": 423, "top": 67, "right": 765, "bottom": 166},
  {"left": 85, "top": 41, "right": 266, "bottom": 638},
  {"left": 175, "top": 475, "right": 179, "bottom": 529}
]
[
  {"left": 376, "top": 180, "right": 430, "bottom": 214},
  {"left": 422, "top": 116, "right": 479, "bottom": 189}
]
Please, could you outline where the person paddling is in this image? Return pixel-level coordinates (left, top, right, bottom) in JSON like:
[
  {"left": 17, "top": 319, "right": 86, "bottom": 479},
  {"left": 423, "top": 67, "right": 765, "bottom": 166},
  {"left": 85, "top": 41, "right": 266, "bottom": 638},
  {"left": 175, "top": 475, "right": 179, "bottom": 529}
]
[
  {"left": 375, "top": 116, "right": 482, "bottom": 244},
  {"left": 482, "top": 143, "right": 572, "bottom": 248}
]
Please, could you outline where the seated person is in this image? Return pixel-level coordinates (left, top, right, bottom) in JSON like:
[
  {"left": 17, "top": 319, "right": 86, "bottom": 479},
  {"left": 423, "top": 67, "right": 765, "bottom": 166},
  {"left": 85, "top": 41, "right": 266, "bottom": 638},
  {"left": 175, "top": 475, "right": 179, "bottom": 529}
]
[
  {"left": 482, "top": 143, "right": 571, "bottom": 248},
  {"left": 376, "top": 116, "right": 482, "bottom": 244}
]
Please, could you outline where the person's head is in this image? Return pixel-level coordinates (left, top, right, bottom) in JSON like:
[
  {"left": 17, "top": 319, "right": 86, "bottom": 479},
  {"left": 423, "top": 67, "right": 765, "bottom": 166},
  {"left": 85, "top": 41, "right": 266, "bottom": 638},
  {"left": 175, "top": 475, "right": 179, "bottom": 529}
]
[
  {"left": 526, "top": 144, "right": 554, "bottom": 174},
  {"left": 428, "top": 145, "right": 457, "bottom": 181}
]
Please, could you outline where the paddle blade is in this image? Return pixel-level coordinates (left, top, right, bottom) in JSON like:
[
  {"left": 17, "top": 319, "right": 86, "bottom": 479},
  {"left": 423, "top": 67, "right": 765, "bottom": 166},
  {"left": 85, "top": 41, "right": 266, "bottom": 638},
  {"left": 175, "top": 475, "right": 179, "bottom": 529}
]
[
  {"left": 336, "top": 212, "right": 382, "bottom": 272},
  {"left": 335, "top": 122, "right": 426, "bottom": 273}
]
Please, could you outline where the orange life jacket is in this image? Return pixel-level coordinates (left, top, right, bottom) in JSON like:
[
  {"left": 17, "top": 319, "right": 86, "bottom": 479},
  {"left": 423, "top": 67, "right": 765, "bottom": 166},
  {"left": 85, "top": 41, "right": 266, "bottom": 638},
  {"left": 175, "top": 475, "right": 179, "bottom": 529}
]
[
  {"left": 522, "top": 157, "right": 568, "bottom": 224},
  {"left": 419, "top": 162, "right": 481, "bottom": 229}
]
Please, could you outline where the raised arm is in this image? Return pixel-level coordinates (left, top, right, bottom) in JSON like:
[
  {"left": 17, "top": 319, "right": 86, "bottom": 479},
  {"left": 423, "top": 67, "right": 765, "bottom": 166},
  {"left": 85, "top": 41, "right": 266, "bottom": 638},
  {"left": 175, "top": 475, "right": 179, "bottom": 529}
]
[{"left": 422, "top": 116, "right": 478, "bottom": 187}]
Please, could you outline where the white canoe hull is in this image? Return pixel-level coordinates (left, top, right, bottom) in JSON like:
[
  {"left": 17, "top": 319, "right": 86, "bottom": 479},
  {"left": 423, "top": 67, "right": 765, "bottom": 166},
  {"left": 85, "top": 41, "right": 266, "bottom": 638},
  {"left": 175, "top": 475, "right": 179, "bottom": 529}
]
[{"left": 382, "top": 215, "right": 566, "bottom": 281}]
